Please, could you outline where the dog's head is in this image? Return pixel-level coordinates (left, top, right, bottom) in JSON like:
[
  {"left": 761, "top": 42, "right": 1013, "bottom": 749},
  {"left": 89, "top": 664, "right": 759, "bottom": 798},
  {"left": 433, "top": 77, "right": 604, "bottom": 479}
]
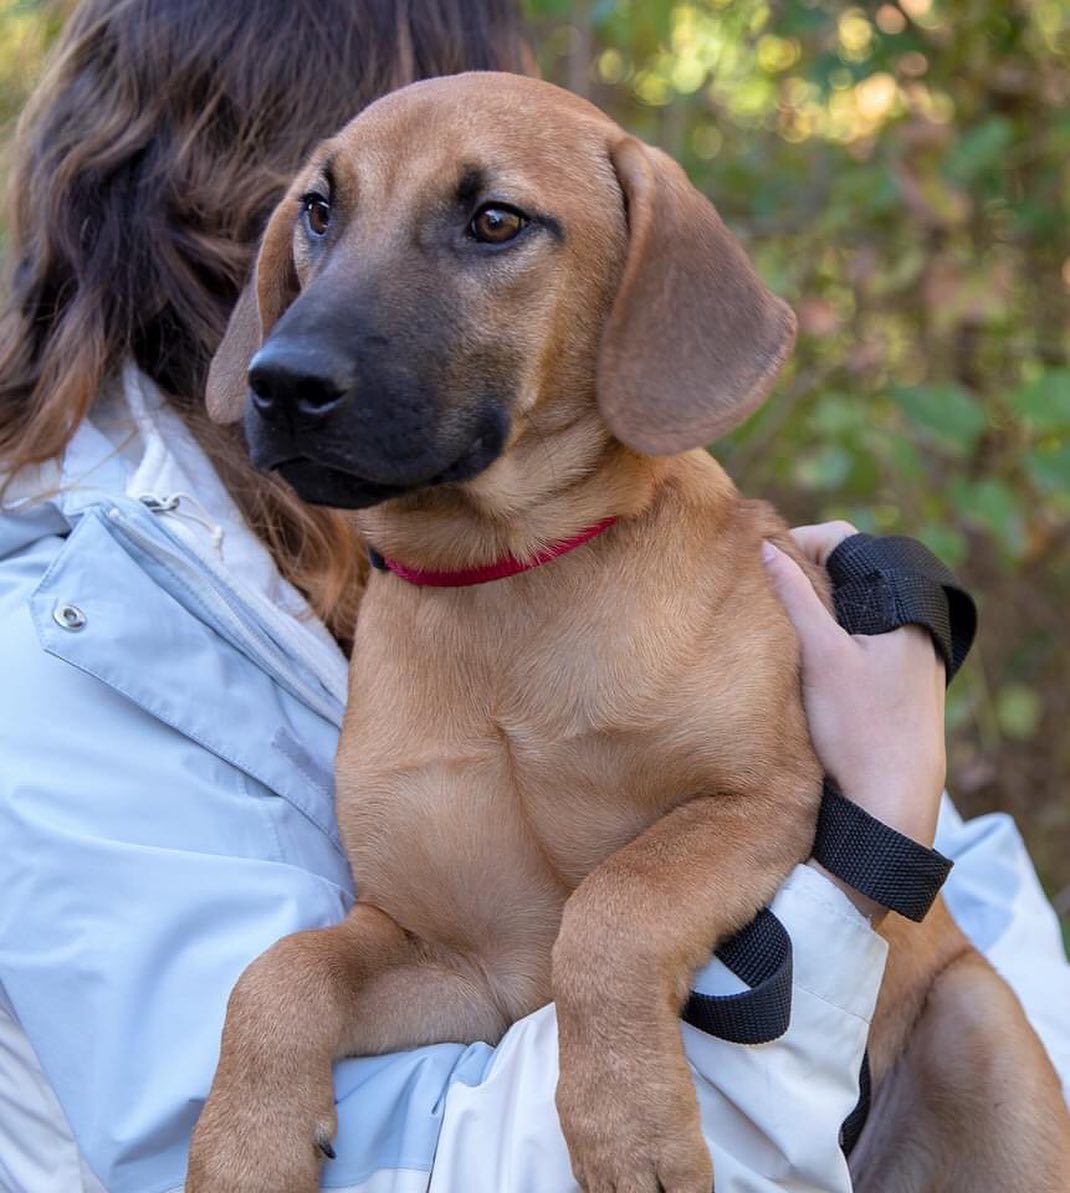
[{"left": 208, "top": 72, "right": 795, "bottom": 509}]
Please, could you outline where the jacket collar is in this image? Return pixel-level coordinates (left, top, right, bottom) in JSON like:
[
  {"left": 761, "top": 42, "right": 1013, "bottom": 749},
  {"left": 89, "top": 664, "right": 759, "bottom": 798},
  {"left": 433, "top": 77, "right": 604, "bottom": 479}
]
[{"left": 2, "top": 362, "right": 350, "bottom": 707}]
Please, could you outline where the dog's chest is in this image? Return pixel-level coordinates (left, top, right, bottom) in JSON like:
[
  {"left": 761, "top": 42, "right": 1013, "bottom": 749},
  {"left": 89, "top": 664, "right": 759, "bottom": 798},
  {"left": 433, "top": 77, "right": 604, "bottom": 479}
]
[{"left": 339, "top": 569, "right": 739, "bottom": 898}]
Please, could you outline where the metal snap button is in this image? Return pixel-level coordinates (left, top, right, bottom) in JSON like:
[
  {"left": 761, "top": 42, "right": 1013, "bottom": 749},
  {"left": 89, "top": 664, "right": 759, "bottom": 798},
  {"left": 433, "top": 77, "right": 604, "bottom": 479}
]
[{"left": 53, "top": 602, "right": 87, "bottom": 632}]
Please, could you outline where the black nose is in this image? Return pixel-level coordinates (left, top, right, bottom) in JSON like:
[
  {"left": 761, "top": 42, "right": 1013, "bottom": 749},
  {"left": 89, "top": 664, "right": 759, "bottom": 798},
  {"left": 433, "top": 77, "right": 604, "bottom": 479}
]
[{"left": 247, "top": 340, "right": 354, "bottom": 424}]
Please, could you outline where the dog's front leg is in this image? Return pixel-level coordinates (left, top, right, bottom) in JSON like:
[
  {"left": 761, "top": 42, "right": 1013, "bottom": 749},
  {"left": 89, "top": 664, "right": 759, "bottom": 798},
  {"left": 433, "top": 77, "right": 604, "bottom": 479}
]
[
  {"left": 552, "top": 790, "right": 814, "bottom": 1193},
  {"left": 187, "top": 902, "right": 505, "bottom": 1193}
]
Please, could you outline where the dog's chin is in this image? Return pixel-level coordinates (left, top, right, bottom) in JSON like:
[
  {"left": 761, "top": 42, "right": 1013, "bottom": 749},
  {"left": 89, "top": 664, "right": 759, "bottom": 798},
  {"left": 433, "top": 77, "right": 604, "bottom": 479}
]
[{"left": 272, "top": 434, "right": 506, "bottom": 509}]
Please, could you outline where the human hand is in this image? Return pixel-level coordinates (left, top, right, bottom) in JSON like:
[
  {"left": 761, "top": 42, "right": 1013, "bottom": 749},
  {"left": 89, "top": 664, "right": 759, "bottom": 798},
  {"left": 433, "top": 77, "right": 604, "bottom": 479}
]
[{"left": 761, "top": 522, "right": 947, "bottom": 859}]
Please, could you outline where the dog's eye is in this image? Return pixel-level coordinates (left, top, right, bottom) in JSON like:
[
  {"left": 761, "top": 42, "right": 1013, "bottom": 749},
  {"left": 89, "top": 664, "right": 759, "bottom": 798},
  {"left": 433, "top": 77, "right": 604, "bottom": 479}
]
[
  {"left": 469, "top": 205, "right": 526, "bottom": 245},
  {"left": 303, "top": 193, "right": 331, "bottom": 237}
]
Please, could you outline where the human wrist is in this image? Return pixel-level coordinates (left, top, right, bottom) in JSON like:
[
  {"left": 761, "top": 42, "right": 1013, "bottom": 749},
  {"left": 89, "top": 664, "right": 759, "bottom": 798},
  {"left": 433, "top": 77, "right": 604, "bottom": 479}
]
[
  {"left": 826, "top": 768, "right": 942, "bottom": 850},
  {"left": 810, "top": 777, "right": 954, "bottom": 925}
]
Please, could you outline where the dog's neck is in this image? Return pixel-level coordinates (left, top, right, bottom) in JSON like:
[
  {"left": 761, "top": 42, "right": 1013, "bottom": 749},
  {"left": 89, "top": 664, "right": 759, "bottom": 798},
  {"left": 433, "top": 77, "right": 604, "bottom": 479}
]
[{"left": 354, "top": 413, "right": 669, "bottom": 572}]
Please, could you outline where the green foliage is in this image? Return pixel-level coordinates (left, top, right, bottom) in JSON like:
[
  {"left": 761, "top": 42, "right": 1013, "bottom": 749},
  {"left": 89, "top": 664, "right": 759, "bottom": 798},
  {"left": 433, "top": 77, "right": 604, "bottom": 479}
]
[
  {"left": 996, "top": 683, "right": 1044, "bottom": 741},
  {"left": 0, "top": 1, "right": 61, "bottom": 127},
  {"left": 525, "top": 0, "right": 1070, "bottom": 910},
  {"left": 890, "top": 383, "right": 987, "bottom": 456}
]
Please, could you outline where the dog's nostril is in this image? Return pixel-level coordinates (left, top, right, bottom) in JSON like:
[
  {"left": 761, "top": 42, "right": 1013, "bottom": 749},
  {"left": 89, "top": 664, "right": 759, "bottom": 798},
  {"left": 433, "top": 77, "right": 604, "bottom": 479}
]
[
  {"left": 248, "top": 372, "right": 279, "bottom": 414},
  {"left": 248, "top": 345, "right": 354, "bottom": 422},
  {"left": 296, "top": 377, "right": 350, "bottom": 417}
]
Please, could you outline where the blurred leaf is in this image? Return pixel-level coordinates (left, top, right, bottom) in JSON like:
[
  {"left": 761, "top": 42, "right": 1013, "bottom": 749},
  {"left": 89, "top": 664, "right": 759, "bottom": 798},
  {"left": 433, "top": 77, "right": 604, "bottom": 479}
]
[
  {"left": 943, "top": 116, "right": 1015, "bottom": 185},
  {"left": 1008, "top": 370, "right": 1070, "bottom": 435},
  {"left": 793, "top": 445, "right": 853, "bottom": 490},
  {"left": 1025, "top": 442, "right": 1070, "bottom": 513},
  {"left": 996, "top": 684, "right": 1043, "bottom": 740},
  {"left": 917, "top": 523, "right": 969, "bottom": 568},
  {"left": 808, "top": 392, "right": 867, "bottom": 435},
  {"left": 891, "top": 383, "right": 987, "bottom": 455},
  {"left": 882, "top": 434, "right": 927, "bottom": 485},
  {"left": 872, "top": 244, "right": 927, "bottom": 294},
  {"left": 953, "top": 477, "right": 1028, "bottom": 557},
  {"left": 923, "top": 255, "right": 1013, "bottom": 332}
]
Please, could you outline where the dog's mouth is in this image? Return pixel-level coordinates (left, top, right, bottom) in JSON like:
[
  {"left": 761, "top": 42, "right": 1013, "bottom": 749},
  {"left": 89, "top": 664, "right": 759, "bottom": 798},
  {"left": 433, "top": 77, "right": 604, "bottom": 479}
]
[
  {"left": 268, "top": 423, "right": 508, "bottom": 510},
  {"left": 274, "top": 459, "right": 411, "bottom": 509}
]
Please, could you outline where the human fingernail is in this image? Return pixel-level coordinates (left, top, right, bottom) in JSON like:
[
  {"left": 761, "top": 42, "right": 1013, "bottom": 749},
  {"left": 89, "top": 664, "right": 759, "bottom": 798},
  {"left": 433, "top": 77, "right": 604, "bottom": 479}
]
[{"left": 760, "top": 540, "right": 778, "bottom": 564}]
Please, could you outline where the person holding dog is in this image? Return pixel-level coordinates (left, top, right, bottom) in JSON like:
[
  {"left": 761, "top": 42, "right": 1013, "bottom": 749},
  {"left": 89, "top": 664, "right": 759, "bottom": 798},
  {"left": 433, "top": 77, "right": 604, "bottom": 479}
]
[{"left": 0, "top": 2, "right": 1065, "bottom": 1191}]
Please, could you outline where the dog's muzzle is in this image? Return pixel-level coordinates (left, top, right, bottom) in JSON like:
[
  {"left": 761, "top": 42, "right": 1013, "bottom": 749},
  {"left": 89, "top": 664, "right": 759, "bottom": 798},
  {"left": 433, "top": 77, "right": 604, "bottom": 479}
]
[{"left": 243, "top": 337, "right": 510, "bottom": 509}]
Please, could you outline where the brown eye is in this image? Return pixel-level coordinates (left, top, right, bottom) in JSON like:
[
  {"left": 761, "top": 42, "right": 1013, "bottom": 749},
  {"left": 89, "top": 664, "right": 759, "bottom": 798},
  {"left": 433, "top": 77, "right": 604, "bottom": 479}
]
[
  {"left": 303, "top": 193, "right": 331, "bottom": 237},
  {"left": 470, "top": 205, "right": 525, "bottom": 244}
]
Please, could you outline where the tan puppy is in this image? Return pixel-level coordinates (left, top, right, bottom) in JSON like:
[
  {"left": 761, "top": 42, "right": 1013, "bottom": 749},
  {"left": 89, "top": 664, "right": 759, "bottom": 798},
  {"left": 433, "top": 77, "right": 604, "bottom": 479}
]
[{"left": 189, "top": 73, "right": 1069, "bottom": 1193}]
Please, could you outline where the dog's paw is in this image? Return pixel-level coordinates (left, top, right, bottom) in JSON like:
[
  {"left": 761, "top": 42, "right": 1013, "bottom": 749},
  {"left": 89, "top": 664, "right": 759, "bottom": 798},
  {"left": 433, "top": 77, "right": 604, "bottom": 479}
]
[
  {"left": 185, "top": 1059, "right": 337, "bottom": 1193},
  {"left": 556, "top": 1052, "right": 714, "bottom": 1193}
]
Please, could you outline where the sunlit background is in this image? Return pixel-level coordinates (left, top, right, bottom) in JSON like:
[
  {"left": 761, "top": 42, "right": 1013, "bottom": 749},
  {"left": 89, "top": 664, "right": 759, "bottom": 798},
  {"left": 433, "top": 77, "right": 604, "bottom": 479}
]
[{"left": 2, "top": 0, "right": 1068, "bottom": 935}]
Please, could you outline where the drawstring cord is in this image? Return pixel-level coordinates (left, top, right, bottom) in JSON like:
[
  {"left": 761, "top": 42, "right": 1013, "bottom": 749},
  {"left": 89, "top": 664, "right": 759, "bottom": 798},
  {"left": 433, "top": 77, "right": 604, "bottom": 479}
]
[{"left": 138, "top": 491, "right": 225, "bottom": 553}]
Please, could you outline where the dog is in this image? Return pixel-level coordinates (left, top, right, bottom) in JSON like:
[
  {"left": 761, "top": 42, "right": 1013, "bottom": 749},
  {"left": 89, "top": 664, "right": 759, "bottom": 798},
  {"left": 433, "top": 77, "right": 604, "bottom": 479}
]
[{"left": 188, "top": 72, "right": 1070, "bottom": 1192}]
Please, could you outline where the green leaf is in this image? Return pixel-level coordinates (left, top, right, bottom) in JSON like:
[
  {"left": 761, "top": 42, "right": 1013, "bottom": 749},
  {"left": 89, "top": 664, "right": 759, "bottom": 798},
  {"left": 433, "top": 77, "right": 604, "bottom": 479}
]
[
  {"left": 1008, "top": 370, "right": 1070, "bottom": 435},
  {"left": 953, "top": 477, "right": 1027, "bottom": 557},
  {"left": 916, "top": 523, "right": 968, "bottom": 568},
  {"left": 809, "top": 393, "right": 866, "bottom": 436},
  {"left": 793, "top": 445, "right": 853, "bottom": 490},
  {"left": 1025, "top": 442, "right": 1070, "bottom": 509},
  {"left": 943, "top": 117, "right": 1015, "bottom": 185},
  {"left": 891, "top": 384, "right": 987, "bottom": 455},
  {"left": 996, "top": 684, "right": 1043, "bottom": 740},
  {"left": 841, "top": 507, "right": 882, "bottom": 534},
  {"left": 879, "top": 434, "right": 927, "bottom": 485}
]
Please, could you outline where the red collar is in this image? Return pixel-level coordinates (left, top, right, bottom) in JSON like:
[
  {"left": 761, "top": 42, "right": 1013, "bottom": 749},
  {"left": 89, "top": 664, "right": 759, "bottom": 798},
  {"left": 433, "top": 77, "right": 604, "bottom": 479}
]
[{"left": 368, "top": 516, "right": 618, "bottom": 587}]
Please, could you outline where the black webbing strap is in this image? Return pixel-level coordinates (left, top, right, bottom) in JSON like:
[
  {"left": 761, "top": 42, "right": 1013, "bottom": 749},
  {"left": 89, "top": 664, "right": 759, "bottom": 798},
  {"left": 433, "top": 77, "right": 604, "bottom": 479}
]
[
  {"left": 683, "top": 909, "right": 793, "bottom": 1044},
  {"left": 681, "top": 530, "right": 974, "bottom": 1151},
  {"left": 840, "top": 1051, "right": 872, "bottom": 1156},
  {"left": 820, "top": 772, "right": 957, "bottom": 1160},
  {"left": 813, "top": 779, "right": 953, "bottom": 923},
  {"left": 816, "top": 532, "right": 968, "bottom": 921},
  {"left": 821, "top": 533, "right": 974, "bottom": 1154},
  {"left": 825, "top": 533, "right": 977, "bottom": 683}
]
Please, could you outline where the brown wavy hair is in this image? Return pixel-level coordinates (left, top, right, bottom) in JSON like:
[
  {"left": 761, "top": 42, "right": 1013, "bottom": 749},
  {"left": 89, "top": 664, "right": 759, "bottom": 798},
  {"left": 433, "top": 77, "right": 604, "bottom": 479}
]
[{"left": 0, "top": 0, "right": 529, "bottom": 644}]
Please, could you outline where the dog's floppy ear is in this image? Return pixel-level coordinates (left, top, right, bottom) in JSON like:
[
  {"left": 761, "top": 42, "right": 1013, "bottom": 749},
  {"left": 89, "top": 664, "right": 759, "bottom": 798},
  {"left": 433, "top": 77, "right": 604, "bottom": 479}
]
[
  {"left": 205, "top": 202, "right": 300, "bottom": 423},
  {"left": 597, "top": 137, "right": 796, "bottom": 455}
]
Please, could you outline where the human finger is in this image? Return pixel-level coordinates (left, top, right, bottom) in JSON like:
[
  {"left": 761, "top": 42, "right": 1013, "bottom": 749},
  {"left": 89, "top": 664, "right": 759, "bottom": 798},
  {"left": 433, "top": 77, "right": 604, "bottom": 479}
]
[
  {"left": 788, "top": 520, "right": 858, "bottom": 567},
  {"left": 761, "top": 540, "right": 847, "bottom": 666}
]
